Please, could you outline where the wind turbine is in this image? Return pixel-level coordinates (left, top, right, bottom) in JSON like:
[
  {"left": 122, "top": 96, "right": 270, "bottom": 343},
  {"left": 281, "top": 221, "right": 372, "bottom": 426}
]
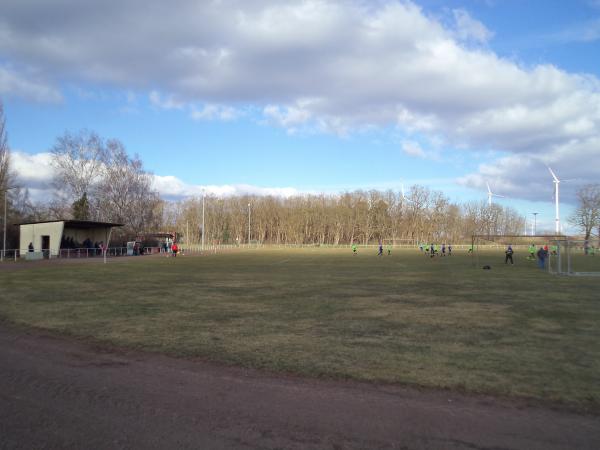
[
  {"left": 548, "top": 166, "right": 575, "bottom": 235},
  {"left": 401, "top": 183, "right": 415, "bottom": 205},
  {"left": 486, "top": 182, "right": 505, "bottom": 206}
]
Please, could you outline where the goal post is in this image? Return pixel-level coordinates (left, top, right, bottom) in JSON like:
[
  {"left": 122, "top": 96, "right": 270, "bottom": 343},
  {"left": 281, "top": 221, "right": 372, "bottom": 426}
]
[
  {"left": 548, "top": 238, "right": 600, "bottom": 276},
  {"left": 471, "top": 234, "right": 563, "bottom": 270},
  {"left": 381, "top": 238, "right": 417, "bottom": 248}
]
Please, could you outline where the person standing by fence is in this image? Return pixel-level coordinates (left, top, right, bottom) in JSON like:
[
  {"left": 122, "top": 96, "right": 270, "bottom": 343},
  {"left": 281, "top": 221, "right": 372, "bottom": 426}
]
[{"left": 537, "top": 246, "right": 548, "bottom": 269}]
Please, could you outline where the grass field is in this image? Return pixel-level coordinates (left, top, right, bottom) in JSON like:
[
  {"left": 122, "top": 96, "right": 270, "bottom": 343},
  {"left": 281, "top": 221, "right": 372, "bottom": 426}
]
[{"left": 1, "top": 247, "right": 599, "bottom": 410}]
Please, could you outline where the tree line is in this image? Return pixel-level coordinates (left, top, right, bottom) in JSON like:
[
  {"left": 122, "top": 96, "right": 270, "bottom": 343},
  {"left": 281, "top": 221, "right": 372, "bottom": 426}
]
[
  {"left": 165, "top": 190, "right": 527, "bottom": 246},
  {"left": 1, "top": 99, "right": 599, "bottom": 249}
]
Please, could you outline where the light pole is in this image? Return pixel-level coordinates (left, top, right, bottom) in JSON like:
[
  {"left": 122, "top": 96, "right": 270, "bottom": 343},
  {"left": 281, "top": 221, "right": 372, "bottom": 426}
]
[
  {"left": 2, "top": 186, "right": 17, "bottom": 262},
  {"left": 247, "top": 202, "right": 251, "bottom": 246},
  {"left": 201, "top": 192, "right": 205, "bottom": 251},
  {"left": 532, "top": 212, "right": 538, "bottom": 236}
]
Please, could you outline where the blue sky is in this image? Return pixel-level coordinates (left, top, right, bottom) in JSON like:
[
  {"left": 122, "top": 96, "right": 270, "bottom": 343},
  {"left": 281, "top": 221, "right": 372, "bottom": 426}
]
[{"left": 2, "top": 0, "right": 600, "bottom": 234}]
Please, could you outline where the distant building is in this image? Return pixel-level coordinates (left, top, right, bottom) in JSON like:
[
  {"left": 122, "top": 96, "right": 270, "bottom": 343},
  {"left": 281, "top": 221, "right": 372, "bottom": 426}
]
[{"left": 18, "top": 220, "right": 123, "bottom": 258}]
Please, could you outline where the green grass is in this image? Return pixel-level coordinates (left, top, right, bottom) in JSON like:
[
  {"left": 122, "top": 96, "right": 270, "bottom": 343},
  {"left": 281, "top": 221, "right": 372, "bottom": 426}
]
[{"left": 1, "top": 248, "right": 599, "bottom": 410}]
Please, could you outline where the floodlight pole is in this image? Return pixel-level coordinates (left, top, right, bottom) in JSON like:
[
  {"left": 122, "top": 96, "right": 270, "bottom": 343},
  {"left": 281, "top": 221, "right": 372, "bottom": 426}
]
[
  {"left": 2, "top": 186, "right": 17, "bottom": 262},
  {"left": 202, "top": 193, "right": 205, "bottom": 251},
  {"left": 532, "top": 212, "right": 538, "bottom": 236},
  {"left": 248, "top": 202, "right": 251, "bottom": 246}
]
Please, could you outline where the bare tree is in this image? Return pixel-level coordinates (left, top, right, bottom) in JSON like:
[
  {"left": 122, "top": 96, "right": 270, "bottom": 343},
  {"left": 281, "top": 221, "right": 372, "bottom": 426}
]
[
  {"left": 95, "top": 139, "right": 161, "bottom": 235},
  {"left": 50, "top": 129, "right": 107, "bottom": 203},
  {"left": 569, "top": 184, "right": 600, "bottom": 241}
]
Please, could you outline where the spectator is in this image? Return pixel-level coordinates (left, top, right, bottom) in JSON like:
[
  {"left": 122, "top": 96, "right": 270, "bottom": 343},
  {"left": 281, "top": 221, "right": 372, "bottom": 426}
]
[{"left": 537, "top": 246, "right": 548, "bottom": 270}]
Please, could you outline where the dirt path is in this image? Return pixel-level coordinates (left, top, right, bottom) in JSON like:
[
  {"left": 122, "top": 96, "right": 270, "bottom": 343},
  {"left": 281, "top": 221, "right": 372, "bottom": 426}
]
[{"left": 1, "top": 324, "right": 599, "bottom": 450}]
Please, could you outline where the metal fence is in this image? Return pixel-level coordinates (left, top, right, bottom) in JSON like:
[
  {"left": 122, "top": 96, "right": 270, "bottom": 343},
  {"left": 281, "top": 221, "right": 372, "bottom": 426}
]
[{"left": 1, "top": 243, "right": 506, "bottom": 263}]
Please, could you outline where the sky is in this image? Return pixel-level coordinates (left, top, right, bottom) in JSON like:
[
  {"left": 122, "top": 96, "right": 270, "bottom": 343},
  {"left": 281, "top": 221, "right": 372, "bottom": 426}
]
[{"left": 2, "top": 0, "right": 600, "bottom": 234}]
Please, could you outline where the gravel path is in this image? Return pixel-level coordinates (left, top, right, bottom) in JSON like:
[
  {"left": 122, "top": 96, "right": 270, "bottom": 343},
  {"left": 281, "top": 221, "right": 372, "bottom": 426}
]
[{"left": 1, "top": 323, "right": 599, "bottom": 450}]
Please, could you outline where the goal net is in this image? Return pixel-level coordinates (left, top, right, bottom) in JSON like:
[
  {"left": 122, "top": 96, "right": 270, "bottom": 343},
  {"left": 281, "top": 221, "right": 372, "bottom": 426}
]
[
  {"left": 381, "top": 238, "right": 417, "bottom": 247},
  {"left": 548, "top": 239, "right": 600, "bottom": 276},
  {"left": 471, "top": 234, "right": 562, "bottom": 270}
]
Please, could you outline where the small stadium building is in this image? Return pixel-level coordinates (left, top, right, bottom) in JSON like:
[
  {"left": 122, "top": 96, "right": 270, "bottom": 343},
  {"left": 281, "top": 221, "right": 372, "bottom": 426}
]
[{"left": 18, "top": 220, "right": 123, "bottom": 258}]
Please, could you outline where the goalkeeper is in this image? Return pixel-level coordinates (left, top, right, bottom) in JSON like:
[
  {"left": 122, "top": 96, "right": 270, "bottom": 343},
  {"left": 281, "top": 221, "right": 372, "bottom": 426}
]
[{"left": 505, "top": 245, "right": 514, "bottom": 264}]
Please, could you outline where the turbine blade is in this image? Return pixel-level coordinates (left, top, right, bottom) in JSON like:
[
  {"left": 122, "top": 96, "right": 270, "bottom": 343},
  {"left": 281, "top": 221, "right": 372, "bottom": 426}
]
[{"left": 547, "top": 166, "right": 559, "bottom": 182}]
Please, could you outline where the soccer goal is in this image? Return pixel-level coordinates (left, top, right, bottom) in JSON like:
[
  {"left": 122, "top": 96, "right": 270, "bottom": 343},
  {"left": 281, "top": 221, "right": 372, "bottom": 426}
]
[
  {"left": 471, "top": 234, "right": 562, "bottom": 270},
  {"left": 548, "top": 239, "right": 600, "bottom": 276},
  {"left": 382, "top": 238, "right": 417, "bottom": 248}
]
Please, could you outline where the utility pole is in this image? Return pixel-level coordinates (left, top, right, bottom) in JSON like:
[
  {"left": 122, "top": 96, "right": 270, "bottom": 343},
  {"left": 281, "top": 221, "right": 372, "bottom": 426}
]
[
  {"left": 248, "top": 202, "right": 251, "bottom": 246},
  {"left": 1, "top": 186, "right": 17, "bottom": 262},
  {"left": 532, "top": 212, "right": 538, "bottom": 236}
]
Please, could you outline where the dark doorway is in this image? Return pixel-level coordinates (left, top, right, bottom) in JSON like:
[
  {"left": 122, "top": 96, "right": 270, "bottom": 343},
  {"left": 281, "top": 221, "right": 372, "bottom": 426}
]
[{"left": 41, "top": 235, "right": 50, "bottom": 259}]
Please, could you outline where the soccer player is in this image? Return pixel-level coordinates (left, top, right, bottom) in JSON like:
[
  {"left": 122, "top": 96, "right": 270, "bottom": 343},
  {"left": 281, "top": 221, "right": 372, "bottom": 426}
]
[
  {"left": 441, "top": 244, "right": 446, "bottom": 256},
  {"left": 378, "top": 242, "right": 383, "bottom": 256},
  {"left": 505, "top": 245, "right": 514, "bottom": 264},
  {"left": 590, "top": 246, "right": 596, "bottom": 256},
  {"left": 387, "top": 244, "right": 392, "bottom": 256},
  {"left": 448, "top": 244, "right": 452, "bottom": 256},
  {"left": 430, "top": 243, "right": 435, "bottom": 258},
  {"left": 551, "top": 244, "right": 558, "bottom": 255},
  {"left": 528, "top": 244, "right": 536, "bottom": 260},
  {"left": 467, "top": 244, "right": 474, "bottom": 253},
  {"left": 352, "top": 244, "right": 357, "bottom": 255}
]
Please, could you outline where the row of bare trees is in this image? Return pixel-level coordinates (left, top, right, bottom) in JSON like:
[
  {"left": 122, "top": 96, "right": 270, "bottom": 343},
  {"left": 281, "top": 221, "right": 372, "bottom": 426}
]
[
  {"left": 164, "top": 189, "right": 527, "bottom": 246},
  {"left": 1, "top": 98, "right": 598, "bottom": 249}
]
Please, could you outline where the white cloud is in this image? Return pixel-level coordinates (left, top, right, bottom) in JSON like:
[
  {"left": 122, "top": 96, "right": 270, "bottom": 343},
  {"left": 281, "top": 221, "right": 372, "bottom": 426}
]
[
  {"left": 149, "top": 90, "right": 185, "bottom": 110},
  {"left": 10, "top": 151, "right": 56, "bottom": 187},
  {"left": 452, "top": 9, "right": 494, "bottom": 43},
  {"left": 457, "top": 136, "right": 600, "bottom": 203},
  {"left": 1, "top": 1, "right": 600, "bottom": 200},
  {"left": 151, "top": 175, "right": 301, "bottom": 200},
  {"left": 190, "top": 104, "right": 239, "bottom": 121},
  {"left": 263, "top": 102, "right": 313, "bottom": 133},
  {"left": 9, "top": 151, "right": 57, "bottom": 201},
  {"left": 547, "top": 18, "right": 600, "bottom": 44},
  {"left": 401, "top": 140, "right": 426, "bottom": 158},
  {"left": 0, "top": 66, "right": 62, "bottom": 103},
  {"left": 10, "top": 150, "right": 304, "bottom": 201}
]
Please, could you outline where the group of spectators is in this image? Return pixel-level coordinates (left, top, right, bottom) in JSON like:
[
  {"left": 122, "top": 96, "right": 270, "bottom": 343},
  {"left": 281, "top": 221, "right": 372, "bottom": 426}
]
[{"left": 60, "top": 236, "right": 105, "bottom": 254}]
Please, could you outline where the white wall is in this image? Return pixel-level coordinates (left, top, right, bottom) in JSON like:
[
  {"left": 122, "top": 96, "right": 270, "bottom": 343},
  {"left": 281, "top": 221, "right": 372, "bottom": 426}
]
[{"left": 19, "top": 222, "right": 64, "bottom": 256}]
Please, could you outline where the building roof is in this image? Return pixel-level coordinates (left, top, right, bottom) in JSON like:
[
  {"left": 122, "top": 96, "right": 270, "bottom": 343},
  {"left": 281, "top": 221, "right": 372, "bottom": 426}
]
[
  {"left": 137, "top": 232, "right": 175, "bottom": 239},
  {"left": 16, "top": 220, "right": 124, "bottom": 228}
]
